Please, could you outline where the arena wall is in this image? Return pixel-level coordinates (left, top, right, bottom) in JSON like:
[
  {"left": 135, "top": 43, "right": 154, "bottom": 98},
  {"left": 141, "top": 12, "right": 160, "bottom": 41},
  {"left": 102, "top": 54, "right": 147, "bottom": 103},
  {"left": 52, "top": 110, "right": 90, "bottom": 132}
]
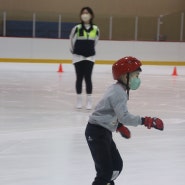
[{"left": 0, "top": 37, "right": 185, "bottom": 65}]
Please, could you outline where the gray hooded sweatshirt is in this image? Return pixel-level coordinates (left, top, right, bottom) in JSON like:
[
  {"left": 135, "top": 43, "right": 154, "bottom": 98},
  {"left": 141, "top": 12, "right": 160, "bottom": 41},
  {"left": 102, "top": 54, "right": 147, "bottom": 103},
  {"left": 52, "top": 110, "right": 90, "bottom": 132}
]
[{"left": 88, "top": 82, "right": 142, "bottom": 132}]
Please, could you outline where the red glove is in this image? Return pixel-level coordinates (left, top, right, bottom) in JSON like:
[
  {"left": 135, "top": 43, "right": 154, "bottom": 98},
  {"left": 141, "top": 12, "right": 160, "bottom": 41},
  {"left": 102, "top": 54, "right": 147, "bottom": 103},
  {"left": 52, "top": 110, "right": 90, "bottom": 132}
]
[
  {"left": 142, "top": 117, "right": 164, "bottom": 130},
  {"left": 116, "top": 123, "right": 131, "bottom": 139}
]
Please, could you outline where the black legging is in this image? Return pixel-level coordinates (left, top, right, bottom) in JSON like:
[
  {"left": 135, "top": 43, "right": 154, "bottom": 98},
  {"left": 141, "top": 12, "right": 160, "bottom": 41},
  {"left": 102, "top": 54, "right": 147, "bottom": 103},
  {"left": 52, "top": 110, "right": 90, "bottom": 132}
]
[
  {"left": 74, "top": 60, "right": 94, "bottom": 94},
  {"left": 85, "top": 123, "right": 123, "bottom": 185}
]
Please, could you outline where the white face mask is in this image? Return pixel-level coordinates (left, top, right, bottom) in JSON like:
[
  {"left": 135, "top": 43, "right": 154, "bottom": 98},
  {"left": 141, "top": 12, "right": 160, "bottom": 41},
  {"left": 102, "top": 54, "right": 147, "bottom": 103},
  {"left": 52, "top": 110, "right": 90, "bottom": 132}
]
[{"left": 81, "top": 13, "right": 91, "bottom": 22}]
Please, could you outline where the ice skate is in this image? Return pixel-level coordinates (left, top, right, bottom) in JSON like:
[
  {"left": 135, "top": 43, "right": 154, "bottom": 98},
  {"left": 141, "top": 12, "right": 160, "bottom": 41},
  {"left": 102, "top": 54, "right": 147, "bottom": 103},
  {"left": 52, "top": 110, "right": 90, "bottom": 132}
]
[
  {"left": 86, "top": 94, "right": 92, "bottom": 110},
  {"left": 76, "top": 94, "right": 82, "bottom": 109}
]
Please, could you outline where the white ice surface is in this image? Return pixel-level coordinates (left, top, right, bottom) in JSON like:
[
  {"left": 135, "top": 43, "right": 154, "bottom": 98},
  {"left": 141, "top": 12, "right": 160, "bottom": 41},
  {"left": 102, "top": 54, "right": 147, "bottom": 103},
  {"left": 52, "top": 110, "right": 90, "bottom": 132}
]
[{"left": 0, "top": 63, "right": 185, "bottom": 185}]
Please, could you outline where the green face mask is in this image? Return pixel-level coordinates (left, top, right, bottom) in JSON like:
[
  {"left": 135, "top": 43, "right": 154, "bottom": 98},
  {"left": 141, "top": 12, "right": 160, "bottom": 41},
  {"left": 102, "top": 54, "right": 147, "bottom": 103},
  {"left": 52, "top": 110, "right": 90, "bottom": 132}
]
[{"left": 129, "top": 77, "right": 141, "bottom": 90}]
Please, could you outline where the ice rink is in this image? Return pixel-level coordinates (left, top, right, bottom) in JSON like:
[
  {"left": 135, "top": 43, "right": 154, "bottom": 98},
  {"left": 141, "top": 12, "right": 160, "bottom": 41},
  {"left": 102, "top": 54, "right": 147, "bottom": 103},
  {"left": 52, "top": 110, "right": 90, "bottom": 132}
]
[{"left": 0, "top": 62, "right": 185, "bottom": 185}]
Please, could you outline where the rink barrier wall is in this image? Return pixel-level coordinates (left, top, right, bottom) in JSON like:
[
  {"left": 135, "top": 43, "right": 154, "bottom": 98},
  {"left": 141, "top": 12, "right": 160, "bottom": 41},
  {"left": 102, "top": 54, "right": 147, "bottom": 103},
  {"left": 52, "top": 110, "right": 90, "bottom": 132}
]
[
  {"left": 0, "top": 58, "right": 185, "bottom": 66},
  {"left": 0, "top": 37, "right": 185, "bottom": 65}
]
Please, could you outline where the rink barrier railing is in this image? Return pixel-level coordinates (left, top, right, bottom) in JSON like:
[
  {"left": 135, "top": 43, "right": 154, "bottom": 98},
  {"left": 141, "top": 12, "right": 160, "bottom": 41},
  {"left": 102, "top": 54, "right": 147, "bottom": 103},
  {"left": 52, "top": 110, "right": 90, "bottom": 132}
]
[{"left": 0, "top": 58, "right": 185, "bottom": 66}]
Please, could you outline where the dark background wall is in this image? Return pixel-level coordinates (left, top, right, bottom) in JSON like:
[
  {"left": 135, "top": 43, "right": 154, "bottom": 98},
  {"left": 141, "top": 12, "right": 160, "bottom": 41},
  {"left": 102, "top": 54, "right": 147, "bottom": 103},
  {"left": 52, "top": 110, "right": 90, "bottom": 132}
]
[
  {"left": 0, "top": 0, "right": 185, "bottom": 41},
  {"left": 0, "top": 0, "right": 185, "bottom": 16}
]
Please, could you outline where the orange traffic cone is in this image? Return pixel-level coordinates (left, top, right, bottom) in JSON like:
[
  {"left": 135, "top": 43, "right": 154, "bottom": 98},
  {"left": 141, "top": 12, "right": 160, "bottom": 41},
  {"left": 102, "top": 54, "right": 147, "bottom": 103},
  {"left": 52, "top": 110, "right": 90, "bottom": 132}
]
[
  {"left": 57, "top": 64, "right": 63, "bottom": 73},
  {"left": 172, "top": 66, "right": 178, "bottom": 76}
]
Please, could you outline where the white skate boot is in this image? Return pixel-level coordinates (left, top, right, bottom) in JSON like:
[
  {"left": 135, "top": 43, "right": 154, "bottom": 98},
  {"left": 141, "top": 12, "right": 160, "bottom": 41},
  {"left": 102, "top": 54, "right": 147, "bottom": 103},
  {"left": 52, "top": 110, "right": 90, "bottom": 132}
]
[
  {"left": 86, "top": 94, "right": 92, "bottom": 110},
  {"left": 76, "top": 94, "right": 82, "bottom": 109}
]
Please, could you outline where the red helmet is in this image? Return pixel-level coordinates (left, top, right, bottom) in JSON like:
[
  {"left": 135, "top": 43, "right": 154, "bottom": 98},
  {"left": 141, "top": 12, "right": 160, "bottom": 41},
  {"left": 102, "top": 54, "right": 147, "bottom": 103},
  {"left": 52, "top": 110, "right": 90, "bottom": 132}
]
[{"left": 112, "top": 56, "right": 142, "bottom": 80}]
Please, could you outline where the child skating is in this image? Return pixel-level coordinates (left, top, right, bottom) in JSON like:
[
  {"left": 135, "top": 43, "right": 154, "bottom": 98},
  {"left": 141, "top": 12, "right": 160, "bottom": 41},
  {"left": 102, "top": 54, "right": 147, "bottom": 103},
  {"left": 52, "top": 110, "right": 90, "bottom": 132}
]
[{"left": 85, "top": 56, "right": 164, "bottom": 185}]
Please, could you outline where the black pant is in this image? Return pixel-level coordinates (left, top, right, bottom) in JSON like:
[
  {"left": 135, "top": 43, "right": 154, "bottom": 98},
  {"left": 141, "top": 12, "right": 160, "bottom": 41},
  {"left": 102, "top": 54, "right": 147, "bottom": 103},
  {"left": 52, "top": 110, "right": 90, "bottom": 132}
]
[
  {"left": 85, "top": 123, "right": 123, "bottom": 185},
  {"left": 74, "top": 60, "right": 94, "bottom": 94}
]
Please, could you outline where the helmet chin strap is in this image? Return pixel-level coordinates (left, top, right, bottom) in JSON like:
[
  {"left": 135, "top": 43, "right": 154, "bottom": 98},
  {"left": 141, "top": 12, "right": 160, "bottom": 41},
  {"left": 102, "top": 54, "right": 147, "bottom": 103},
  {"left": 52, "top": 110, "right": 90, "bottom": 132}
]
[
  {"left": 118, "top": 73, "right": 130, "bottom": 99},
  {"left": 126, "top": 73, "right": 130, "bottom": 99}
]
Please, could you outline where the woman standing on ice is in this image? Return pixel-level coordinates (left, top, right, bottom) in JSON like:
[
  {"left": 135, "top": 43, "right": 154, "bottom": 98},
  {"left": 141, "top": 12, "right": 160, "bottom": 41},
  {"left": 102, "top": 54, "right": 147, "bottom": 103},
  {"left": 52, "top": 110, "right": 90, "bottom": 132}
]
[{"left": 69, "top": 7, "right": 100, "bottom": 110}]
